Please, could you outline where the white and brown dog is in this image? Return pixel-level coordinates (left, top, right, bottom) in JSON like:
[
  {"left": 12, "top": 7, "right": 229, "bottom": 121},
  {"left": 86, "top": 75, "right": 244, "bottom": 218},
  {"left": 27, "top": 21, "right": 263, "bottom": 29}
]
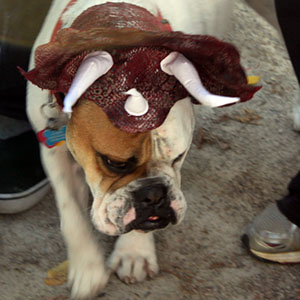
[{"left": 24, "top": 0, "right": 260, "bottom": 299}]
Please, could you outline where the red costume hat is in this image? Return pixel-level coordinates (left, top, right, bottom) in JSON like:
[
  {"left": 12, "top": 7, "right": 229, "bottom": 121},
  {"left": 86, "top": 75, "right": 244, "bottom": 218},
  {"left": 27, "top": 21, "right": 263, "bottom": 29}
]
[{"left": 20, "top": 2, "right": 261, "bottom": 133}]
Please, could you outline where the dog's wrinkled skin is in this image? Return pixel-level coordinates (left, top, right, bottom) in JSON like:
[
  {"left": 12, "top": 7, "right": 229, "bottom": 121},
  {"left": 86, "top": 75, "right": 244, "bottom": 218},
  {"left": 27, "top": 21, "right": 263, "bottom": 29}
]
[{"left": 27, "top": 0, "right": 234, "bottom": 299}]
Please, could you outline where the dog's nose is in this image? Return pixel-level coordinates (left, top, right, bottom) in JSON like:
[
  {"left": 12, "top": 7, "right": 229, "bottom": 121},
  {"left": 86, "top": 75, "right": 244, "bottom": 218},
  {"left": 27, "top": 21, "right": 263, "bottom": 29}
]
[
  {"left": 137, "top": 184, "right": 167, "bottom": 208},
  {"left": 127, "top": 181, "right": 177, "bottom": 232}
]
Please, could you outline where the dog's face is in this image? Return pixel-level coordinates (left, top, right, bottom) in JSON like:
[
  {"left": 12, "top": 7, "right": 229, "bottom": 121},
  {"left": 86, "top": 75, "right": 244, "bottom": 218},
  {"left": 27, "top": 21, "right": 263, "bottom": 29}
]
[{"left": 66, "top": 97, "right": 194, "bottom": 235}]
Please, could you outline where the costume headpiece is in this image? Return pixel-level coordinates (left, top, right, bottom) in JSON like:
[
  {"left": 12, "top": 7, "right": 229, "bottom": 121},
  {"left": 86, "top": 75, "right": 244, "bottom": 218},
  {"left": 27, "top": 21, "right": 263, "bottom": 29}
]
[{"left": 20, "top": 3, "right": 261, "bottom": 133}]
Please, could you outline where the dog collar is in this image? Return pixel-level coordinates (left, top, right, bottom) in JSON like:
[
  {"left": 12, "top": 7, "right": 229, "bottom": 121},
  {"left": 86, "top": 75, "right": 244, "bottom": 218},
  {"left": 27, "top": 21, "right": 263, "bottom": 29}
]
[{"left": 37, "top": 126, "right": 66, "bottom": 148}]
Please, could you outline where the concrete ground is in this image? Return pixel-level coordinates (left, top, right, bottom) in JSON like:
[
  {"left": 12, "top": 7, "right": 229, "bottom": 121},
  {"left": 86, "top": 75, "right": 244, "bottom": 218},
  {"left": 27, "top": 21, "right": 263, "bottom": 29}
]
[
  {"left": 1, "top": 1, "right": 300, "bottom": 299},
  {"left": 245, "top": 0, "right": 279, "bottom": 30}
]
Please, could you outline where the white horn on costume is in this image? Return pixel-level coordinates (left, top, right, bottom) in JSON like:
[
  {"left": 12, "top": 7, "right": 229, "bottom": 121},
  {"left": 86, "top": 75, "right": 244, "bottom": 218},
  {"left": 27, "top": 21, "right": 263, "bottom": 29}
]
[
  {"left": 160, "top": 52, "right": 240, "bottom": 108},
  {"left": 124, "top": 88, "right": 149, "bottom": 116},
  {"left": 63, "top": 51, "right": 114, "bottom": 113}
]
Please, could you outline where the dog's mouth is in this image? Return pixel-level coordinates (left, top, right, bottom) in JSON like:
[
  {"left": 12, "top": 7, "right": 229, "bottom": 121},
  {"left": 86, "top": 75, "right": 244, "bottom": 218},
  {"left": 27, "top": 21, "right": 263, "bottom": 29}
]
[
  {"left": 125, "top": 208, "right": 177, "bottom": 232},
  {"left": 134, "top": 216, "right": 171, "bottom": 231},
  {"left": 94, "top": 188, "right": 185, "bottom": 236}
]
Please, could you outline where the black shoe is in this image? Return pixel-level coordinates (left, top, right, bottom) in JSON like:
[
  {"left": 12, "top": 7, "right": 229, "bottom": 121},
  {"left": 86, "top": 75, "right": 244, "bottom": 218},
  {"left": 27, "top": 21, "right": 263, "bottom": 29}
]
[{"left": 0, "top": 130, "right": 49, "bottom": 213}]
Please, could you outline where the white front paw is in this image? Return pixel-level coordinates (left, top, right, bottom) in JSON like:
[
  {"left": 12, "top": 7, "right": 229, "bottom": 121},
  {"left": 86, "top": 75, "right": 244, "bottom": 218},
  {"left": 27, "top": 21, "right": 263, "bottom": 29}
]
[
  {"left": 108, "top": 231, "right": 159, "bottom": 284},
  {"left": 69, "top": 249, "right": 109, "bottom": 300}
]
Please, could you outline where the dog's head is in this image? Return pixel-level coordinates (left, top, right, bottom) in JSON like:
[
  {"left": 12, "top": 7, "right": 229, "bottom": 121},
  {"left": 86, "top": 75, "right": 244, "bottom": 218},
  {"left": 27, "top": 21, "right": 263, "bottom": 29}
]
[
  {"left": 21, "top": 3, "right": 260, "bottom": 235},
  {"left": 66, "top": 97, "right": 194, "bottom": 235},
  {"left": 59, "top": 48, "right": 253, "bottom": 236}
]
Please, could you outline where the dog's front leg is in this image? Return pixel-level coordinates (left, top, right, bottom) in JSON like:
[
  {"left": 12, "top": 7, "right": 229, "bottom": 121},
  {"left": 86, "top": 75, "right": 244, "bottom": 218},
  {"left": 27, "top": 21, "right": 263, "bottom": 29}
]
[
  {"left": 41, "top": 145, "right": 108, "bottom": 299},
  {"left": 108, "top": 231, "right": 159, "bottom": 284}
]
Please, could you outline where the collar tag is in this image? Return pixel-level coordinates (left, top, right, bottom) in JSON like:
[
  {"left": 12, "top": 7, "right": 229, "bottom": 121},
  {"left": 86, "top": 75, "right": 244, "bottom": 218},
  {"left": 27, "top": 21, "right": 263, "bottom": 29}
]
[{"left": 37, "top": 126, "right": 66, "bottom": 148}]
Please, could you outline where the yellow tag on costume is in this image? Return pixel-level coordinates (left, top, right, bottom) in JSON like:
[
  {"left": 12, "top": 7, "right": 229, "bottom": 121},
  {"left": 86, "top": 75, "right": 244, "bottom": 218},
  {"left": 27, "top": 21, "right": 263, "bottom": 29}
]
[{"left": 247, "top": 76, "right": 261, "bottom": 85}]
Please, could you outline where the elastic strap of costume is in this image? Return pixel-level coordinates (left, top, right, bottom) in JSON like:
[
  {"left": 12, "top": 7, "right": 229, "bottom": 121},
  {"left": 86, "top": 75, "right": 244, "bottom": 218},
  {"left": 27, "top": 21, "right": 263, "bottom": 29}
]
[
  {"left": 156, "top": 10, "right": 172, "bottom": 32},
  {"left": 49, "top": 0, "right": 78, "bottom": 106},
  {"left": 50, "top": 0, "right": 78, "bottom": 42}
]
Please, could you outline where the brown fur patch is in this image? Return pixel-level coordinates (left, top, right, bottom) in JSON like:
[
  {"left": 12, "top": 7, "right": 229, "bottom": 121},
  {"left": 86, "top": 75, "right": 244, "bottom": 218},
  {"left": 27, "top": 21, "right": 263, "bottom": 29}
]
[{"left": 66, "top": 100, "right": 151, "bottom": 196}]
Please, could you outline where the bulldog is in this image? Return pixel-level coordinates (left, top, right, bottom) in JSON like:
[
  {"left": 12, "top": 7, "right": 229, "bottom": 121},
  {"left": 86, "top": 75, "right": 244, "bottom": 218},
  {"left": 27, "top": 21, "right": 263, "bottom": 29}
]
[{"left": 24, "top": 0, "right": 260, "bottom": 299}]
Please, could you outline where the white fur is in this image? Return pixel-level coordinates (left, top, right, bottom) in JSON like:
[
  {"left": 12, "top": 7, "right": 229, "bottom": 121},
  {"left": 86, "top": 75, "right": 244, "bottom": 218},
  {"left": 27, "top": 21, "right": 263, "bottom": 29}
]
[
  {"left": 108, "top": 231, "right": 159, "bottom": 283},
  {"left": 27, "top": 0, "right": 233, "bottom": 298}
]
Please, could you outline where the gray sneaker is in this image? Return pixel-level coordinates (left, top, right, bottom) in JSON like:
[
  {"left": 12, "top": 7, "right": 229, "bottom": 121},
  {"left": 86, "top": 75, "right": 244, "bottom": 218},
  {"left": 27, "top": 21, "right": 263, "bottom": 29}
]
[
  {"left": 0, "top": 131, "right": 50, "bottom": 214},
  {"left": 242, "top": 203, "right": 300, "bottom": 263}
]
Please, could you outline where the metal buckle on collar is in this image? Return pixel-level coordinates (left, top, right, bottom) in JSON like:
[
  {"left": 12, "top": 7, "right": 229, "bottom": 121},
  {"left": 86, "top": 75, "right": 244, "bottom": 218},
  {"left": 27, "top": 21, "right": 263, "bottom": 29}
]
[
  {"left": 37, "top": 94, "right": 68, "bottom": 148},
  {"left": 40, "top": 94, "right": 68, "bottom": 130}
]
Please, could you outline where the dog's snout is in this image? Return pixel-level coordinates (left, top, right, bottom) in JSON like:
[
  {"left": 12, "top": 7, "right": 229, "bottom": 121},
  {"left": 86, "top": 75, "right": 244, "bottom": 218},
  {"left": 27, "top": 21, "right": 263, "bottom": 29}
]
[
  {"left": 138, "top": 184, "right": 167, "bottom": 207},
  {"left": 126, "top": 180, "right": 177, "bottom": 232}
]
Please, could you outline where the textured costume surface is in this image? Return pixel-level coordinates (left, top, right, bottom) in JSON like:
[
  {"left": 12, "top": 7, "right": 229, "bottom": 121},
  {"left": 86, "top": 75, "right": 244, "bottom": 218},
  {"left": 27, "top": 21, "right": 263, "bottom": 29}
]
[{"left": 21, "top": 3, "right": 260, "bottom": 132}]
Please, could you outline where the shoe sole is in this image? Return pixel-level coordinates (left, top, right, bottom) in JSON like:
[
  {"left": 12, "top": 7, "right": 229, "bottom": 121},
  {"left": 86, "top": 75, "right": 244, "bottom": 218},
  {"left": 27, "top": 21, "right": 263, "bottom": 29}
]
[
  {"left": 242, "top": 234, "right": 300, "bottom": 264},
  {"left": 0, "top": 179, "right": 50, "bottom": 214},
  {"left": 250, "top": 248, "right": 300, "bottom": 264}
]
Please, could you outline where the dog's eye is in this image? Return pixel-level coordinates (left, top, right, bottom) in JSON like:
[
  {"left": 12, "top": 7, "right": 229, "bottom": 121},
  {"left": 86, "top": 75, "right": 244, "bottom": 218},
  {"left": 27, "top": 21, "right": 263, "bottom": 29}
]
[
  {"left": 172, "top": 152, "right": 186, "bottom": 167},
  {"left": 106, "top": 158, "right": 127, "bottom": 169},
  {"left": 100, "top": 154, "right": 137, "bottom": 174}
]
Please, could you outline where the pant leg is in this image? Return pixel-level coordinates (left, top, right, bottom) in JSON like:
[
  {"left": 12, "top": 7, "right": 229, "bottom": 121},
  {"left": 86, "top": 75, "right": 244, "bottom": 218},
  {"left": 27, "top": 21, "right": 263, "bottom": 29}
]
[
  {"left": 274, "top": 0, "right": 300, "bottom": 85},
  {"left": 273, "top": 1, "right": 300, "bottom": 226},
  {"left": 277, "top": 171, "right": 300, "bottom": 227},
  {"left": 0, "top": 43, "right": 31, "bottom": 120}
]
